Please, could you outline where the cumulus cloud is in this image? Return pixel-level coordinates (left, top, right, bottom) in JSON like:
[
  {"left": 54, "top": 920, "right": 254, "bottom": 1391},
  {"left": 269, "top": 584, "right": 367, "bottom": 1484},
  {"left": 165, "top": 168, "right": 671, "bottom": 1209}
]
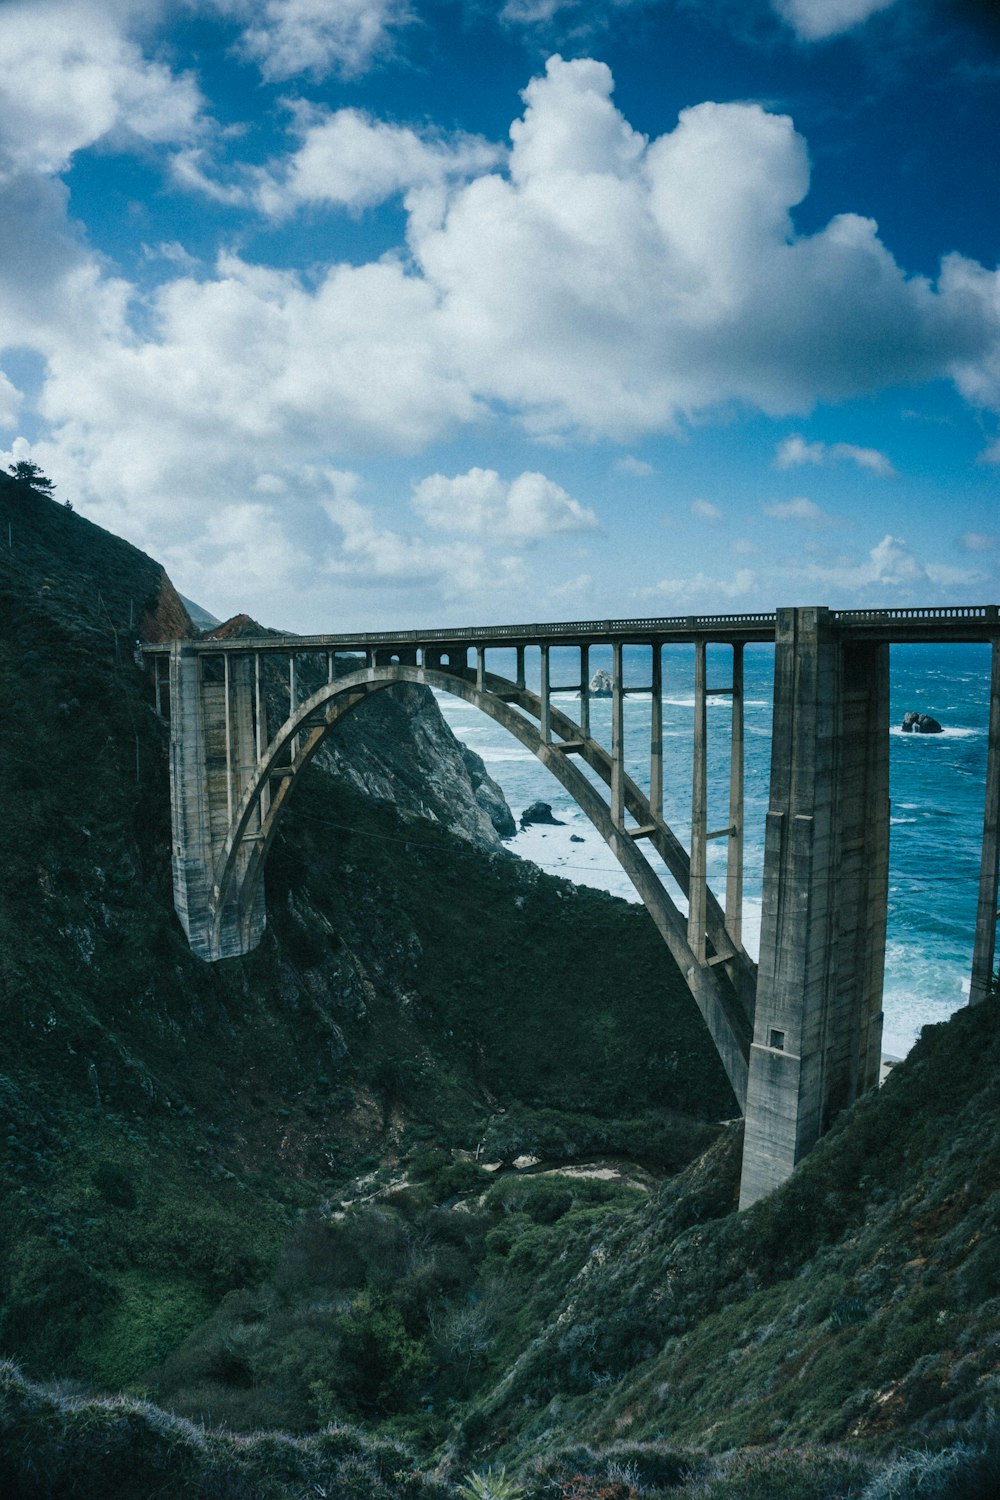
[
  {"left": 0, "top": 373, "right": 23, "bottom": 429},
  {"left": 691, "top": 498, "right": 722, "bottom": 522},
  {"left": 411, "top": 468, "right": 599, "bottom": 544},
  {"left": 958, "top": 531, "right": 997, "bottom": 552},
  {"left": 3, "top": 48, "right": 1000, "bottom": 603},
  {"left": 638, "top": 567, "right": 756, "bottom": 604},
  {"left": 793, "top": 533, "right": 978, "bottom": 591},
  {"left": 211, "top": 0, "right": 412, "bottom": 82},
  {"left": 772, "top": 0, "right": 899, "bottom": 42},
  {"left": 411, "top": 56, "right": 1000, "bottom": 438},
  {"left": 253, "top": 106, "right": 501, "bottom": 216},
  {"left": 614, "top": 454, "right": 654, "bottom": 476},
  {"left": 0, "top": 0, "right": 203, "bottom": 177},
  {"left": 775, "top": 433, "right": 896, "bottom": 474},
  {"left": 549, "top": 571, "right": 593, "bottom": 597},
  {"left": 323, "top": 472, "right": 522, "bottom": 595},
  {"left": 763, "top": 496, "right": 830, "bottom": 524},
  {"left": 165, "top": 501, "right": 312, "bottom": 614}
]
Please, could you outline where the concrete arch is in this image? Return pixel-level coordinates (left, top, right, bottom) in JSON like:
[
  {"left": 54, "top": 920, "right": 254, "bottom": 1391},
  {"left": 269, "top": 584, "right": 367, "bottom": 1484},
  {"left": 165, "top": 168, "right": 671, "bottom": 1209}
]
[{"left": 212, "top": 664, "right": 751, "bottom": 1106}]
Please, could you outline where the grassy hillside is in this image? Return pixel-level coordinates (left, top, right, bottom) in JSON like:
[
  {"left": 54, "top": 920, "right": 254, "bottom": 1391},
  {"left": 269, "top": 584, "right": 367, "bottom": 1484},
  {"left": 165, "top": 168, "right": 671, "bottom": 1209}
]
[
  {"left": 2, "top": 473, "right": 998, "bottom": 1500},
  {"left": 0, "top": 473, "right": 732, "bottom": 1395}
]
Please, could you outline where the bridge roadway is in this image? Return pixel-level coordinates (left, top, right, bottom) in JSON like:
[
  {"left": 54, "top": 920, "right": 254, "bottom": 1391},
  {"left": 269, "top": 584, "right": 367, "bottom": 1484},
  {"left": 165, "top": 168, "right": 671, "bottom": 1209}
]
[{"left": 144, "top": 604, "right": 1000, "bottom": 1208}]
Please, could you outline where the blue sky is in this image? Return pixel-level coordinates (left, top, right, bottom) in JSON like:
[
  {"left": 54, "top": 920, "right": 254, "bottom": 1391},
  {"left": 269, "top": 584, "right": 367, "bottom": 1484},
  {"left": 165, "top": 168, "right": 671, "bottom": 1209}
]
[{"left": 0, "top": 0, "right": 997, "bottom": 630}]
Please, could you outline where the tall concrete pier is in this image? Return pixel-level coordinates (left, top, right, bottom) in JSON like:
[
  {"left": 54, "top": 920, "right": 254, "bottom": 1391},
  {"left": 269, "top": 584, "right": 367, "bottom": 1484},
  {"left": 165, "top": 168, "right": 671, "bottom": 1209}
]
[
  {"left": 738, "top": 609, "right": 889, "bottom": 1207},
  {"left": 146, "top": 603, "right": 999, "bottom": 1205},
  {"left": 168, "top": 643, "right": 265, "bottom": 960}
]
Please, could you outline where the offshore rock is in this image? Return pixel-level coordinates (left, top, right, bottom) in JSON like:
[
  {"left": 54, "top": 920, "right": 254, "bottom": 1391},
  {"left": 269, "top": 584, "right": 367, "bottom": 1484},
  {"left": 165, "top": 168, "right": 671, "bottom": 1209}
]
[
  {"left": 589, "top": 668, "right": 613, "bottom": 697},
  {"left": 902, "top": 711, "right": 944, "bottom": 734},
  {"left": 521, "top": 801, "right": 563, "bottom": 827}
]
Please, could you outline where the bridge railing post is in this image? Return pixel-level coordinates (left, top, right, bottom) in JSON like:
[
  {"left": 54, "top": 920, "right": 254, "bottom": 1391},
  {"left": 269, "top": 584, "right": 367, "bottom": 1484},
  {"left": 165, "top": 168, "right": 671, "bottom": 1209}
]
[
  {"left": 650, "top": 644, "right": 663, "bottom": 823},
  {"left": 688, "top": 640, "right": 708, "bottom": 963},
  {"left": 611, "top": 641, "right": 624, "bottom": 825},
  {"left": 539, "top": 644, "right": 551, "bottom": 743},
  {"left": 579, "top": 643, "right": 590, "bottom": 738},
  {"left": 726, "top": 642, "right": 744, "bottom": 947}
]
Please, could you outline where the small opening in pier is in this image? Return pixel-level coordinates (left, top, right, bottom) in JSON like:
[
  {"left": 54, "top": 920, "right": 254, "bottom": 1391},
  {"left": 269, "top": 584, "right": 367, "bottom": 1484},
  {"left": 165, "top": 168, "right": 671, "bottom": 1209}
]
[{"left": 769, "top": 1028, "right": 785, "bottom": 1051}]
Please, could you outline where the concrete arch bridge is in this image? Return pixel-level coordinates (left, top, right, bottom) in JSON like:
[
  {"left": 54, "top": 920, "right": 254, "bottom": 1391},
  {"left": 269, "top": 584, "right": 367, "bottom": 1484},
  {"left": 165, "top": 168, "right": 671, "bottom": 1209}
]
[{"left": 143, "top": 605, "right": 1000, "bottom": 1206}]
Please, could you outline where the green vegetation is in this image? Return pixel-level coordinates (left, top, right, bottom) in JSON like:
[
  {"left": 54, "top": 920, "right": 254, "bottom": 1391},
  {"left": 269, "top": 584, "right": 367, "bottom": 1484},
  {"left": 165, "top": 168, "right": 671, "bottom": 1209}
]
[{"left": 1, "top": 475, "right": 999, "bottom": 1499}]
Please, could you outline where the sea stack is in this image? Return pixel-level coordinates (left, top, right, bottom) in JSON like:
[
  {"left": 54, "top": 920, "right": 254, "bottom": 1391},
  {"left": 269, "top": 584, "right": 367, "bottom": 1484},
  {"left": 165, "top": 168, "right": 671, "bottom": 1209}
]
[{"left": 901, "top": 711, "right": 944, "bottom": 734}]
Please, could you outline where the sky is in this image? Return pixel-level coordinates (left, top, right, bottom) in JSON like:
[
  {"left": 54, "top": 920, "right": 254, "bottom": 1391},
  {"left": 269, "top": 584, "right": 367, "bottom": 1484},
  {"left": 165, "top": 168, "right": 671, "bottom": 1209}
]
[{"left": 0, "top": 0, "right": 998, "bottom": 632}]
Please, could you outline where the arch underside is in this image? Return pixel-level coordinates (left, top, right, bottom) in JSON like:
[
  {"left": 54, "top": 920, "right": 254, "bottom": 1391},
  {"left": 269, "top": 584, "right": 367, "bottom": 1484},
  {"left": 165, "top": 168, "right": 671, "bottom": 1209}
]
[{"left": 213, "top": 664, "right": 754, "bottom": 1106}]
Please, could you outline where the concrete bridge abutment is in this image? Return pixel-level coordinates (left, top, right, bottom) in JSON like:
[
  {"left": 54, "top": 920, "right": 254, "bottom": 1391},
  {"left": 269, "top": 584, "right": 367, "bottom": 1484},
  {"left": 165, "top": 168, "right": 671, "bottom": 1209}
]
[
  {"left": 169, "top": 642, "right": 266, "bottom": 961},
  {"left": 739, "top": 608, "right": 889, "bottom": 1208}
]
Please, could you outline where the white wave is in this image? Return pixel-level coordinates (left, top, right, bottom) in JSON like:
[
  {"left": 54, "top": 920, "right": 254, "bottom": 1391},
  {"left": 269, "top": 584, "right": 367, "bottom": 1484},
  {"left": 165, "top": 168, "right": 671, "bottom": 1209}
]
[
  {"left": 478, "top": 746, "right": 537, "bottom": 764},
  {"left": 890, "top": 725, "right": 981, "bottom": 739}
]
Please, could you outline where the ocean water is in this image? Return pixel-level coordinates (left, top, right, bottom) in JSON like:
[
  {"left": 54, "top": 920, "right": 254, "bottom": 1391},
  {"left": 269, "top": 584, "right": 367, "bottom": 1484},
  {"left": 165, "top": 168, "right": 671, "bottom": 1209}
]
[{"left": 434, "top": 641, "right": 994, "bottom": 1059}]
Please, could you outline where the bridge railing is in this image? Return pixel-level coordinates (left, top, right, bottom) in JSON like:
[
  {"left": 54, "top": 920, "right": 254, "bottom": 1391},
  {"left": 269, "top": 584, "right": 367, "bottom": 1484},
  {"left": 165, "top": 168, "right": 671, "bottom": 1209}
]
[
  {"left": 831, "top": 605, "right": 998, "bottom": 623},
  {"left": 141, "top": 603, "right": 999, "bottom": 655}
]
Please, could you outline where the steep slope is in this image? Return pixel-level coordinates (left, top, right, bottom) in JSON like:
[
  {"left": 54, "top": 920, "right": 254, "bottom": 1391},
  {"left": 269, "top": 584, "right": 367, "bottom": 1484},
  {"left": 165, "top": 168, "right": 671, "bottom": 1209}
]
[
  {"left": 0, "top": 474, "right": 733, "bottom": 1393},
  {"left": 2, "top": 474, "right": 999, "bottom": 1500},
  {"left": 445, "top": 995, "right": 1000, "bottom": 1465}
]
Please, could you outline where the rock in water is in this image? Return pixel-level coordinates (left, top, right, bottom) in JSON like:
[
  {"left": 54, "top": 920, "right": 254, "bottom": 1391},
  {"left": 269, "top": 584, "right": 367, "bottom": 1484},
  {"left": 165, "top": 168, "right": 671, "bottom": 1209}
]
[
  {"left": 521, "top": 801, "right": 564, "bottom": 827},
  {"left": 588, "top": 668, "right": 613, "bottom": 697},
  {"left": 902, "top": 711, "right": 944, "bottom": 734}
]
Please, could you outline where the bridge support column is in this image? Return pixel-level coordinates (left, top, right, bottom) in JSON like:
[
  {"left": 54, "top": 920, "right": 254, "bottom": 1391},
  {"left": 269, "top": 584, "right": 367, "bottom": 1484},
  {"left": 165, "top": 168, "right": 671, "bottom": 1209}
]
[
  {"left": 740, "top": 608, "right": 889, "bottom": 1208},
  {"left": 970, "top": 637, "right": 1000, "bottom": 1004},
  {"left": 169, "top": 644, "right": 265, "bottom": 961}
]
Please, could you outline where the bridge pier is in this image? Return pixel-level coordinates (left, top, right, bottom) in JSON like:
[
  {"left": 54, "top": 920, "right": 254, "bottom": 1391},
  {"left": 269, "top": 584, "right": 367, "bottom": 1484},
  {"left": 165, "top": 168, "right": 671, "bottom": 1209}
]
[
  {"left": 970, "top": 638, "right": 1000, "bottom": 1005},
  {"left": 169, "top": 643, "right": 265, "bottom": 960},
  {"left": 740, "top": 608, "right": 889, "bottom": 1208}
]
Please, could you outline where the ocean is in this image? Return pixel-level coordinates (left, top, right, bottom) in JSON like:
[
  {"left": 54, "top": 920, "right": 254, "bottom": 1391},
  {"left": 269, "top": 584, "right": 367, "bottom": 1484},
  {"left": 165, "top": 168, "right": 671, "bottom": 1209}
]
[{"left": 434, "top": 641, "right": 994, "bottom": 1059}]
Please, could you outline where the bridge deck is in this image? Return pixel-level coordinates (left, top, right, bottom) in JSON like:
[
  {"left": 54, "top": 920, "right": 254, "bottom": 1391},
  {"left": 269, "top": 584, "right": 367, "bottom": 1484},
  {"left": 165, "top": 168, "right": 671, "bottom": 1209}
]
[{"left": 141, "top": 603, "right": 999, "bottom": 654}]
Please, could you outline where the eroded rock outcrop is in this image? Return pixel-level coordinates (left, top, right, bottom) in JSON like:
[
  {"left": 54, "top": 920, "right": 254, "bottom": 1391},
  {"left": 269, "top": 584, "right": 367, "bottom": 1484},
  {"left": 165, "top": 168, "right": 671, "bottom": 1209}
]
[
  {"left": 902, "top": 711, "right": 944, "bottom": 734},
  {"left": 520, "top": 801, "right": 563, "bottom": 827}
]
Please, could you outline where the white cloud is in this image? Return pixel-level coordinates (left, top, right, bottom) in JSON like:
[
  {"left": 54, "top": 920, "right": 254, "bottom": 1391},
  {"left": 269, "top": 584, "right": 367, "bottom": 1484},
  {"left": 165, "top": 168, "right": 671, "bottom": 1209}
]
[
  {"left": 141, "top": 241, "right": 202, "bottom": 270},
  {"left": 253, "top": 106, "right": 501, "bottom": 216},
  {"left": 412, "top": 467, "right": 599, "bottom": 544},
  {"left": 548, "top": 571, "right": 592, "bottom": 597},
  {"left": 793, "top": 533, "right": 979, "bottom": 592},
  {"left": 322, "top": 472, "right": 520, "bottom": 595},
  {"left": 0, "top": 373, "right": 23, "bottom": 429},
  {"left": 411, "top": 56, "right": 1000, "bottom": 439},
  {"left": 3, "top": 48, "right": 1000, "bottom": 612},
  {"left": 213, "top": 0, "right": 412, "bottom": 82},
  {"left": 763, "top": 496, "right": 830, "bottom": 524},
  {"left": 979, "top": 439, "right": 1000, "bottom": 465},
  {"left": 165, "top": 502, "right": 311, "bottom": 612},
  {"left": 691, "top": 498, "right": 721, "bottom": 522},
  {"left": 731, "top": 537, "right": 757, "bottom": 555},
  {"left": 775, "top": 433, "right": 896, "bottom": 474},
  {"left": 171, "top": 147, "right": 250, "bottom": 205},
  {"left": 614, "top": 454, "right": 654, "bottom": 476},
  {"left": 638, "top": 567, "right": 756, "bottom": 604},
  {"left": 772, "top": 0, "right": 899, "bottom": 42},
  {"left": 958, "top": 531, "right": 997, "bottom": 552},
  {"left": 0, "top": 0, "right": 203, "bottom": 177}
]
